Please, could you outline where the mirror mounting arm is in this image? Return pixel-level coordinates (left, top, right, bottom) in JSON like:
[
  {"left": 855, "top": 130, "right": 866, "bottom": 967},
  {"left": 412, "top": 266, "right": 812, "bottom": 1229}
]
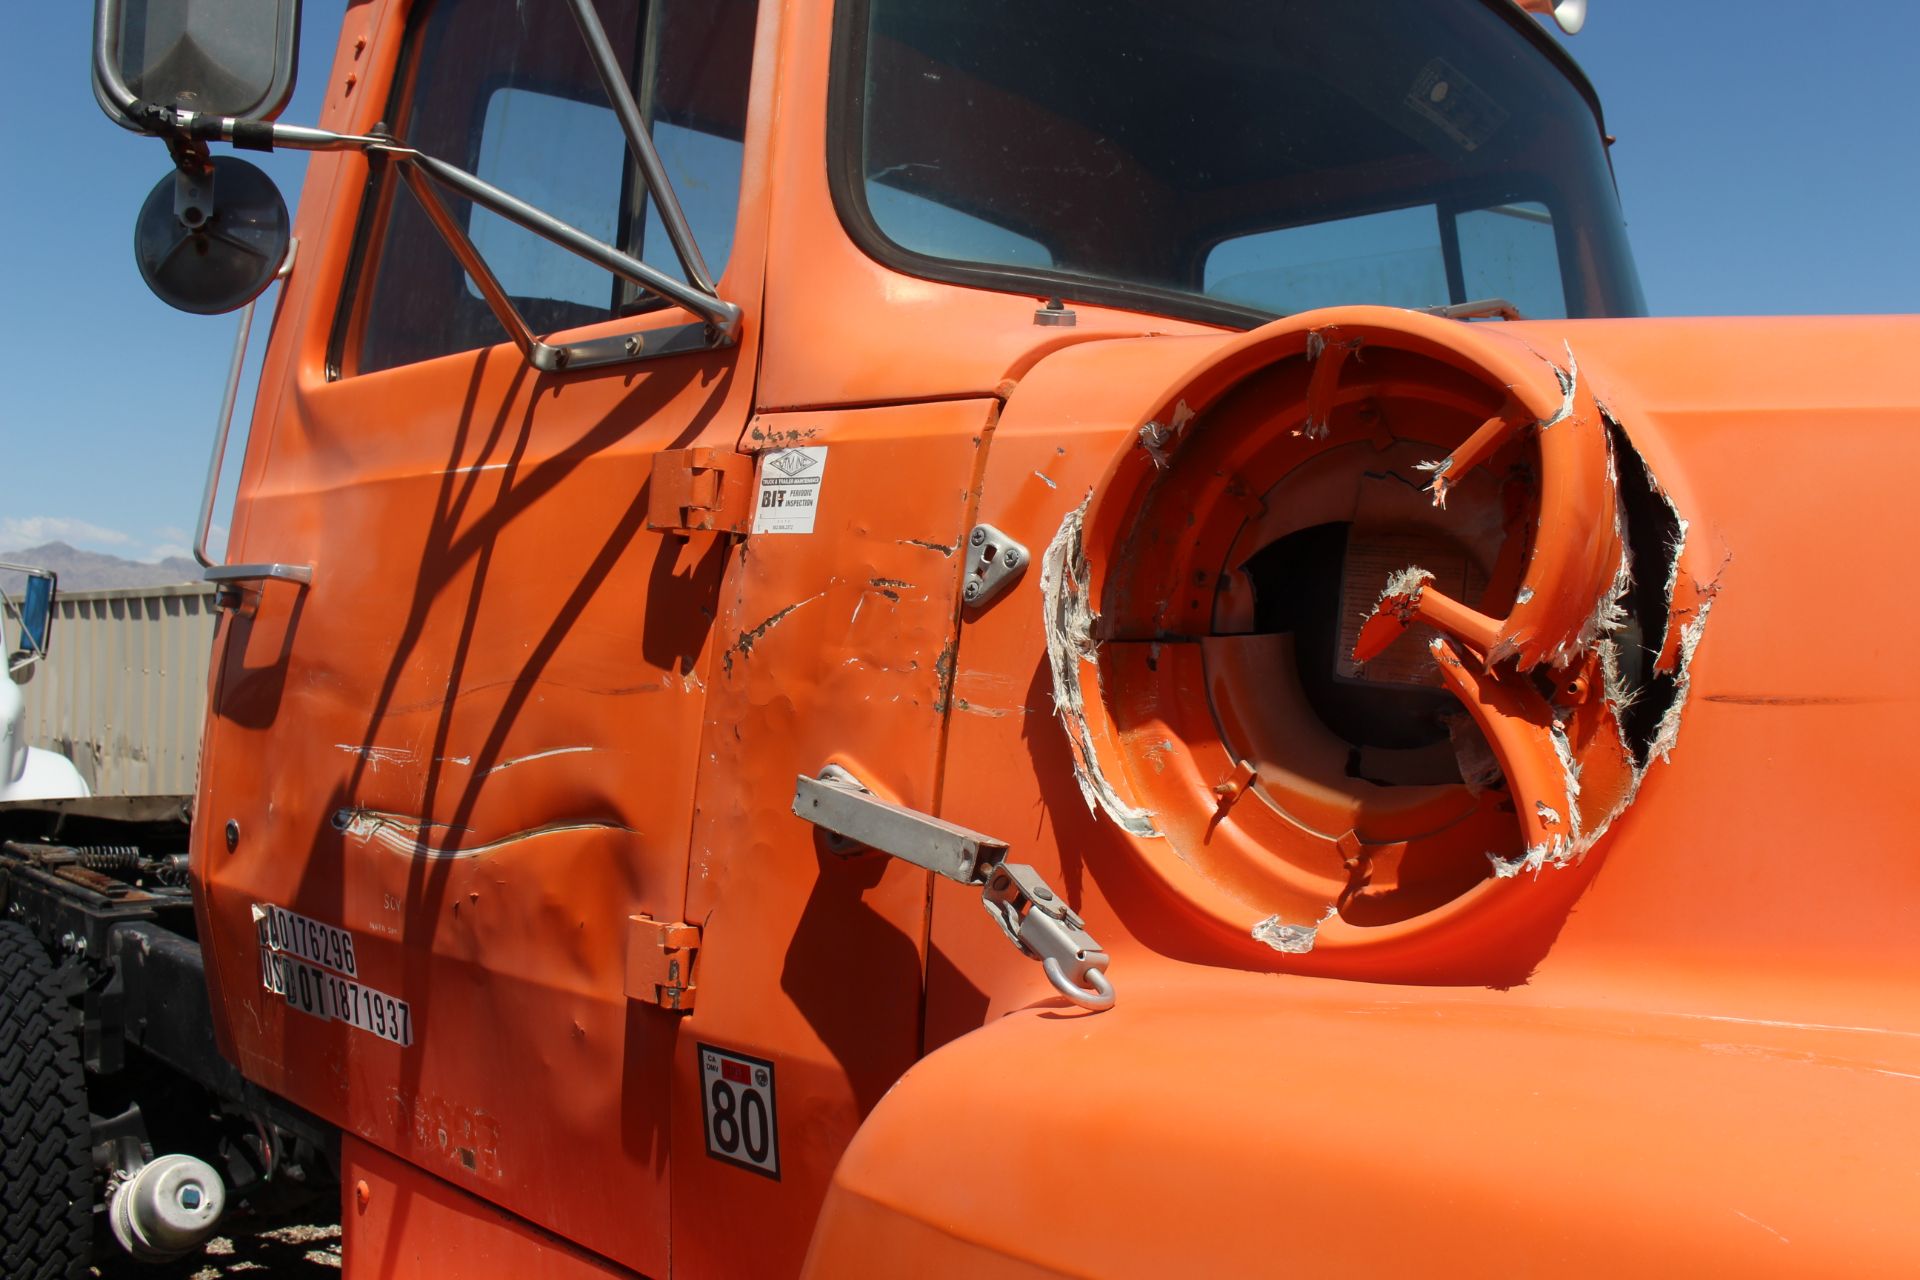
[
  {"left": 393, "top": 160, "right": 553, "bottom": 368},
  {"left": 402, "top": 151, "right": 741, "bottom": 338},
  {"left": 163, "top": 134, "right": 213, "bottom": 174},
  {"left": 565, "top": 0, "right": 717, "bottom": 296},
  {"left": 92, "top": 0, "right": 740, "bottom": 365},
  {"left": 90, "top": 0, "right": 141, "bottom": 126}
]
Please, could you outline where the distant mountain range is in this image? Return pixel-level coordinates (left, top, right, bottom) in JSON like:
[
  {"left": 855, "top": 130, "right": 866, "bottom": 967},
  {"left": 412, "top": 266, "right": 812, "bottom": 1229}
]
[{"left": 0, "top": 542, "right": 202, "bottom": 591}]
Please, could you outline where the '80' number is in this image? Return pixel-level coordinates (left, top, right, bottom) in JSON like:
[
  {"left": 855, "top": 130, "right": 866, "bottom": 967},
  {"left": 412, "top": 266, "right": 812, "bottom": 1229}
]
[{"left": 709, "top": 1077, "right": 771, "bottom": 1163}]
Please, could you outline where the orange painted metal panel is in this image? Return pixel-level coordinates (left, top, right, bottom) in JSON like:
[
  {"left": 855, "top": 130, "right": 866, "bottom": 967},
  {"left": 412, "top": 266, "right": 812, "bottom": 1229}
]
[
  {"left": 902, "top": 311, "right": 1920, "bottom": 1271},
  {"left": 753, "top": 1, "right": 1225, "bottom": 411},
  {"left": 188, "top": 2, "right": 784, "bottom": 1273},
  {"left": 668, "top": 398, "right": 997, "bottom": 1276},
  {"left": 810, "top": 972, "right": 1920, "bottom": 1277},
  {"left": 341, "top": 1136, "right": 635, "bottom": 1280},
  {"left": 929, "top": 311, "right": 1920, "bottom": 1002}
]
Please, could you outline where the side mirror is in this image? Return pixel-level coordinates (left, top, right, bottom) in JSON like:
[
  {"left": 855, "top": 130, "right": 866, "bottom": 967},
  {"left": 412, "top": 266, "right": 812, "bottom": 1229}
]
[
  {"left": 94, "top": 0, "right": 302, "bottom": 125},
  {"left": 4, "top": 567, "right": 57, "bottom": 679},
  {"left": 135, "top": 155, "right": 291, "bottom": 314}
]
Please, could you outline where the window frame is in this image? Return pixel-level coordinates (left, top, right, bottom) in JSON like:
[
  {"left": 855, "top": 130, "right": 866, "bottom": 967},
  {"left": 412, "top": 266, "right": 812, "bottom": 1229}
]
[
  {"left": 325, "top": 0, "right": 752, "bottom": 380},
  {"left": 825, "top": 0, "right": 1618, "bottom": 331}
]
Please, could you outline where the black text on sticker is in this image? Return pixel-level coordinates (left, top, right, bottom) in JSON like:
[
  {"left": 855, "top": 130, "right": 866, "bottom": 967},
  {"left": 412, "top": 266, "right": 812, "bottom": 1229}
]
[
  {"left": 699, "top": 1043, "right": 779, "bottom": 1178},
  {"left": 261, "top": 951, "right": 412, "bottom": 1047},
  {"left": 254, "top": 902, "right": 358, "bottom": 977}
]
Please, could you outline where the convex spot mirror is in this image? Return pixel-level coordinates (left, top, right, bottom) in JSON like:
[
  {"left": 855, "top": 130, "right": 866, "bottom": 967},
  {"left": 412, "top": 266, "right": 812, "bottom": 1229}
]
[
  {"left": 95, "top": 0, "right": 302, "bottom": 124},
  {"left": 136, "top": 156, "right": 290, "bottom": 315}
]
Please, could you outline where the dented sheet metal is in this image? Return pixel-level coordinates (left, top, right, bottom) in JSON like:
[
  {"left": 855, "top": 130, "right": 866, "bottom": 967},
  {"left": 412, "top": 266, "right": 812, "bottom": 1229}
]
[
  {"left": 331, "top": 807, "right": 635, "bottom": 860},
  {"left": 188, "top": 253, "right": 760, "bottom": 1273},
  {"left": 678, "top": 398, "right": 999, "bottom": 1266}
]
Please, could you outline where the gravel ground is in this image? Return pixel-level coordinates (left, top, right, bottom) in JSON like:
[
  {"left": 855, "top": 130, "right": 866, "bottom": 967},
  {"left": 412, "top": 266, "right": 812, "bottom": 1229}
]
[{"left": 91, "top": 1222, "right": 341, "bottom": 1278}]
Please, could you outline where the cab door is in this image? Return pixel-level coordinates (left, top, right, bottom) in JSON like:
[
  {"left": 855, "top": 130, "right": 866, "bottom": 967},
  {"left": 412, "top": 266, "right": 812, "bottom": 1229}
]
[{"left": 190, "top": 1, "right": 770, "bottom": 1272}]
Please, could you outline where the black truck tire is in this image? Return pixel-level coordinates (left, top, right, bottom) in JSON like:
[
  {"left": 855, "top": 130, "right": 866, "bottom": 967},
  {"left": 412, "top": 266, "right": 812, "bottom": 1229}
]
[{"left": 0, "top": 921, "right": 91, "bottom": 1279}]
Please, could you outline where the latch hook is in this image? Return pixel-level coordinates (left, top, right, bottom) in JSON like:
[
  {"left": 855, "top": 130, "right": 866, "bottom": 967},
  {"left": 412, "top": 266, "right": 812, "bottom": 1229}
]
[
  {"left": 980, "top": 862, "right": 1115, "bottom": 1012},
  {"left": 793, "top": 768, "right": 1115, "bottom": 1011}
]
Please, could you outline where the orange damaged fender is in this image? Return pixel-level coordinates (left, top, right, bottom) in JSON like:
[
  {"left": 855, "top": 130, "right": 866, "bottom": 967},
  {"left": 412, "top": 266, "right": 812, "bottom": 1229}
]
[
  {"left": 908, "top": 310, "right": 1920, "bottom": 1272},
  {"left": 807, "top": 972, "right": 1920, "bottom": 1278}
]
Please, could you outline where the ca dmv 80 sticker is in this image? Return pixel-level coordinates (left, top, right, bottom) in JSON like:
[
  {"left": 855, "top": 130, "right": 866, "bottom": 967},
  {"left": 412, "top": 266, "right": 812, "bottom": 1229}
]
[
  {"left": 253, "top": 902, "right": 412, "bottom": 1047},
  {"left": 699, "top": 1043, "right": 779, "bottom": 1178}
]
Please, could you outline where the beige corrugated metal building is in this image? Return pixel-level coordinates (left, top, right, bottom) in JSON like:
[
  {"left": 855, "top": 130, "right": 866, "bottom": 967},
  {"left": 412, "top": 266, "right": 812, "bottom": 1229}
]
[{"left": 18, "top": 583, "right": 218, "bottom": 796}]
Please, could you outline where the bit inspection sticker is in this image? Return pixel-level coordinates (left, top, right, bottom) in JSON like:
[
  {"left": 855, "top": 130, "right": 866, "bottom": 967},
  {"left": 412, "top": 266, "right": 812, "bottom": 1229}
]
[
  {"left": 752, "top": 447, "right": 828, "bottom": 535},
  {"left": 699, "top": 1043, "right": 780, "bottom": 1178}
]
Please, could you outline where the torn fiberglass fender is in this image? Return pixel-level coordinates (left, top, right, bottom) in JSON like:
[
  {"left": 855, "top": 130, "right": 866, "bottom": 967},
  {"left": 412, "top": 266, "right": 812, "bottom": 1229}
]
[{"left": 1029, "top": 305, "right": 1728, "bottom": 984}]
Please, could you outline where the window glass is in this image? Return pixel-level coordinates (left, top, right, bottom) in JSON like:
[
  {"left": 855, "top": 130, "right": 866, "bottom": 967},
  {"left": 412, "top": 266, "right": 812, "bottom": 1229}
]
[
  {"left": 867, "top": 182, "right": 1053, "bottom": 268},
  {"left": 1205, "top": 207, "right": 1447, "bottom": 315},
  {"left": 642, "top": 122, "right": 747, "bottom": 289},
  {"left": 347, "top": 0, "right": 758, "bottom": 376},
  {"left": 850, "top": 0, "right": 1643, "bottom": 321},
  {"left": 1457, "top": 201, "right": 1564, "bottom": 319},
  {"left": 468, "top": 87, "right": 627, "bottom": 309}
]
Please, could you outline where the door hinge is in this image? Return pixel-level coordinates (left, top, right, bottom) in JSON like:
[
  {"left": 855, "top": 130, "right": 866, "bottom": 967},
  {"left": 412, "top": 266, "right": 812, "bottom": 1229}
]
[
  {"left": 792, "top": 767, "right": 1114, "bottom": 1011},
  {"left": 647, "top": 447, "right": 753, "bottom": 534},
  {"left": 626, "top": 915, "right": 701, "bottom": 1011}
]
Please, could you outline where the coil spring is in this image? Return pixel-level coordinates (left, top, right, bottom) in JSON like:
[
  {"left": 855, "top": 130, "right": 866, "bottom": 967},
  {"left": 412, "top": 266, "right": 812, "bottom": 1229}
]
[{"left": 75, "top": 845, "right": 141, "bottom": 872}]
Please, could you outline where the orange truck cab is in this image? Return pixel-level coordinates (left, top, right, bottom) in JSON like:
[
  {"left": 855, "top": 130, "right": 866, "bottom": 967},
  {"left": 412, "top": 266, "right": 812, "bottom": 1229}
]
[{"left": 3, "top": 0, "right": 1916, "bottom": 1275}]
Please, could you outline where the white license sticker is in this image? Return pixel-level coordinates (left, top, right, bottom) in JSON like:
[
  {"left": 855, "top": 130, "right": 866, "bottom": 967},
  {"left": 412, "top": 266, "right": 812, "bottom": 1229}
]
[
  {"left": 751, "top": 447, "right": 827, "bottom": 535},
  {"left": 699, "top": 1043, "right": 779, "bottom": 1178},
  {"left": 252, "top": 901, "right": 408, "bottom": 1046},
  {"left": 261, "top": 951, "right": 413, "bottom": 1047},
  {"left": 253, "top": 901, "right": 359, "bottom": 978}
]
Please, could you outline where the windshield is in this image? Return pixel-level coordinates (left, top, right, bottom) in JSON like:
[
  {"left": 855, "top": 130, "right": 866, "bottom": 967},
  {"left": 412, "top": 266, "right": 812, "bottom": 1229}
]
[{"left": 837, "top": 0, "right": 1644, "bottom": 324}]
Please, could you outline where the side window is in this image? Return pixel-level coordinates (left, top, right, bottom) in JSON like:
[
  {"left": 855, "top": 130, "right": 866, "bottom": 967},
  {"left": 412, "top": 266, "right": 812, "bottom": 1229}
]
[
  {"left": 468, "top": 87, "right": 628, "bottom": 311},
  {"left": 1204, "top": 207, "right": 1449, "bottom": 316},
  {"left": 345, "top": 0, "right": 758, "bottom": 376}
]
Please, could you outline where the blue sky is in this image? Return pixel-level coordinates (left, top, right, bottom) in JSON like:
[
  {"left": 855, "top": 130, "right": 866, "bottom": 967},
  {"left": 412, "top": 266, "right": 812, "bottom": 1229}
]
[{"left": 2, "top": 2, "right": 1915, "bottom": 563}]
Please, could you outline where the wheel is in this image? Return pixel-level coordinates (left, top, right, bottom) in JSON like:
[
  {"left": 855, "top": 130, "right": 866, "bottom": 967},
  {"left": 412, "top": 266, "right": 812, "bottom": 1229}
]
[{"left": 0, "top": 921, "right": 90, "bottom": 1279}]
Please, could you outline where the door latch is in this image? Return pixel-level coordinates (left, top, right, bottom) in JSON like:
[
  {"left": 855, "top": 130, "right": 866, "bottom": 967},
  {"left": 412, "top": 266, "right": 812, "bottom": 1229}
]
[
  {"left": 792, "top": 767, "right": 1114, "bottom": 1010},
  {"left": 961, "top": 524, "right": 1028, "bottom": 610}
]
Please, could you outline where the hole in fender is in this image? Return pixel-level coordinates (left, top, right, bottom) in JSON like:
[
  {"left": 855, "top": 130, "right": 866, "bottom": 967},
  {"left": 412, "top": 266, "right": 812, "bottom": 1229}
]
[
  {"left": 1077, "top": 314, "right": 1709, "bottom": 970},
  {"left": 1607, "top": 418, "right": 1687, "bottom": 766},
  {"left": 1241, "top": 521, "right": 1469, "bottom": 762},
  {"left": 1103, "top": 427, "right": 1533, "bottom": 929},
  {"left": 1192, "top": 436, "right": 1519, "bottom": 847}
]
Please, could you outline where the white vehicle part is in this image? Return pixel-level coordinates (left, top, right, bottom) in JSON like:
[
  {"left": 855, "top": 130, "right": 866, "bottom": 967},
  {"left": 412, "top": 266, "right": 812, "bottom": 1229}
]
[{"left": 0, "top": 677, "right": 89, "bottom": 802}]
